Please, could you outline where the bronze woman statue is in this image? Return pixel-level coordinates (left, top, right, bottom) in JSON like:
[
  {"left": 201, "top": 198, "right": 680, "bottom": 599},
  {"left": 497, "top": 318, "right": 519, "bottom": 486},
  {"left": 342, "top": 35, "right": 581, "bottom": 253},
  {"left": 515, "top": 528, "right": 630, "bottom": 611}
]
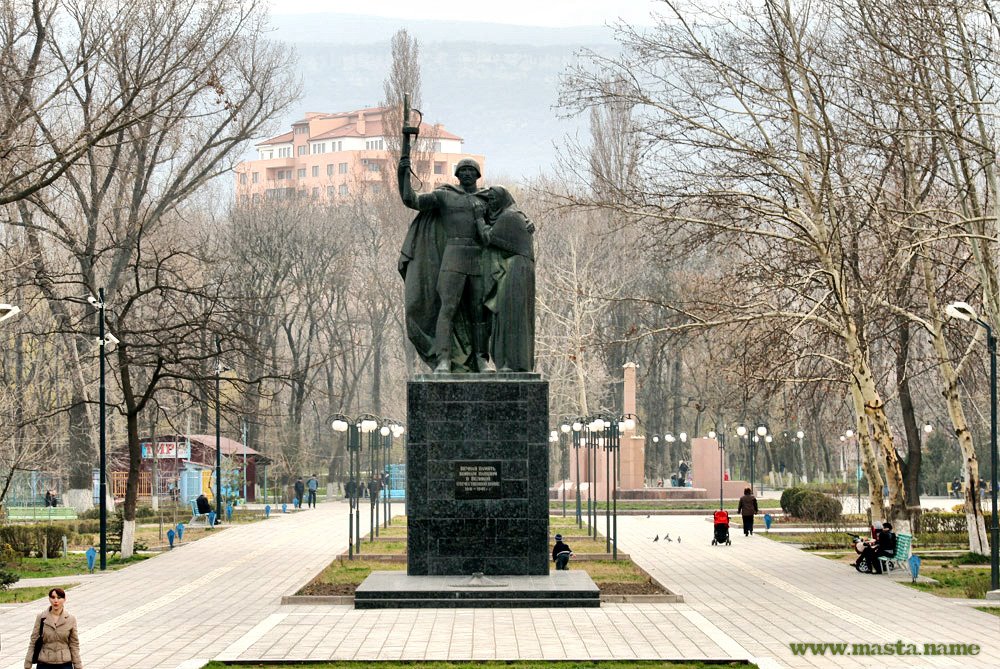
[{"left": 476, "top": 186, "right": 535, "bottom": 372}]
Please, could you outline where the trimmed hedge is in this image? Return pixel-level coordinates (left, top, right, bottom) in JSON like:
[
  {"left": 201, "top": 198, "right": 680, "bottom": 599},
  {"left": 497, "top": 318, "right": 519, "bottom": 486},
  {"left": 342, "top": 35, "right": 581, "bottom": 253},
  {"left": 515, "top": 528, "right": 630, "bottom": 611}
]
[
  {"left": 0, "top": 525, "right": 76, "bottom": 557},
  {"left": 920, "top": 511, "right": 995, "bottom": 534},
  {"left": 780, "top": 486, "right": 842, "bottom": 523}
]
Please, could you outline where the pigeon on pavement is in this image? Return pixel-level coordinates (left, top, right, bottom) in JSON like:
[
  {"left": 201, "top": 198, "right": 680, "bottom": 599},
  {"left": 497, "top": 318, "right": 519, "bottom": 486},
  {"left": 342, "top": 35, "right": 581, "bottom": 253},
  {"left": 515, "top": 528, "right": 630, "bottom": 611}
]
[{"left": 653, "top": 534, "right": 659, "bottom": 542}]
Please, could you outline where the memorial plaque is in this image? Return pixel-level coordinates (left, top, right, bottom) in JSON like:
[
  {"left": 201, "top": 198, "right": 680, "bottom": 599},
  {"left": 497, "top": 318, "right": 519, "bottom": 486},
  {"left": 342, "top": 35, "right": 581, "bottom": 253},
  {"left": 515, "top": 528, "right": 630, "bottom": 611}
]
[{"left": 454, "top": 461, "right": 502, "bottom": 499}]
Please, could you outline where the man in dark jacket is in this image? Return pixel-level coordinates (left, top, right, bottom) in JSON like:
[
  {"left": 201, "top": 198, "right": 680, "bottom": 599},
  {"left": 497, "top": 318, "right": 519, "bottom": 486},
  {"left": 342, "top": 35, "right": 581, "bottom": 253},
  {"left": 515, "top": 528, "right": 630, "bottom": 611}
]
[
  {"left": 737, "top": 487, "right": 759, "bottom": 536},
  {"left": 552, "top": 533, "right": 573, "bottom": 570},
  {"left": 196, "top": 493, "right": 212, "bottom": 515},
  {"left": 293, "top": 477, "right": 305, "bottom": 508},
  {"left": 859, "top": 522, "right": 896, "bottom": 574}
]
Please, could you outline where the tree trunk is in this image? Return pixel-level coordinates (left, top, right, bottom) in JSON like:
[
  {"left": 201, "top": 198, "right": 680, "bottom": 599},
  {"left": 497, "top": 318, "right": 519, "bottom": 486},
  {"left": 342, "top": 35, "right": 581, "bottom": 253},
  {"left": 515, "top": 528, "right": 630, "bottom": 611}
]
[
  {"left": 119, "top": 356, "right": 142, "bottom": 559},
  {"left": 921, "top": 256, "right": 989, "bottom": 553},
  {"left": 896, "top": 317, "right": 922, "bottom": 506}
]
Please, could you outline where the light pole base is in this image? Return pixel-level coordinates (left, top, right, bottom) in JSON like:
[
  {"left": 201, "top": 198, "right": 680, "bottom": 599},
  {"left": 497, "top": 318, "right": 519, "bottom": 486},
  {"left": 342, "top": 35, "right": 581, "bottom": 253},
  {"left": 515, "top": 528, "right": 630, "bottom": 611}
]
[{"left": 986, "top": 589, "right": 1000, "bottom": 601}]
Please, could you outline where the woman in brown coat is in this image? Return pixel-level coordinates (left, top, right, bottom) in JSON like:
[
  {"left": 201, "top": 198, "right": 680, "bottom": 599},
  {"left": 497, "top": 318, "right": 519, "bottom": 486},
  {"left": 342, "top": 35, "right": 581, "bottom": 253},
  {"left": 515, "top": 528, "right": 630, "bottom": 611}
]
[
  {"left": 737, "top": 487, "right": 759, "bottom": 536},
  {"left": 24, "top": 587, "right": 83, "bottom": 669}
]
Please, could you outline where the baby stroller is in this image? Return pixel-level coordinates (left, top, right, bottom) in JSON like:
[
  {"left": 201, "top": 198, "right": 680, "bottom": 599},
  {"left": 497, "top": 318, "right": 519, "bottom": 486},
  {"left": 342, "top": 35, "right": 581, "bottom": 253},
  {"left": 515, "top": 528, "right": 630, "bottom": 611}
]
[{"left": 712, "top": 509, "right": 731, "bottom": 546}]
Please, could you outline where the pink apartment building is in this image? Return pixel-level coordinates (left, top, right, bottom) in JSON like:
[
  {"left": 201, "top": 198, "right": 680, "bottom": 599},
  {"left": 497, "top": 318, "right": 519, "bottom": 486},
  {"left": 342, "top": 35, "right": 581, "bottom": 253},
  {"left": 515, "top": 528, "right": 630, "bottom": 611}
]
[{"left": 234, "top": 106, "right": 486, "bottom": 205}]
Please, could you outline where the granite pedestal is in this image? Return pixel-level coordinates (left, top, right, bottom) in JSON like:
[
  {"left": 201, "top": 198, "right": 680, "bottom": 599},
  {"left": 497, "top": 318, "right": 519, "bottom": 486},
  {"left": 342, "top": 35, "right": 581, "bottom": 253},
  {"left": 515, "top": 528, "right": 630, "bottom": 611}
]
[
  {"left": 407, "top": 373, "right": 549, "bottom": 576},
  {"left": 356, "top": 372, "right": 600, "bottom": 608}
]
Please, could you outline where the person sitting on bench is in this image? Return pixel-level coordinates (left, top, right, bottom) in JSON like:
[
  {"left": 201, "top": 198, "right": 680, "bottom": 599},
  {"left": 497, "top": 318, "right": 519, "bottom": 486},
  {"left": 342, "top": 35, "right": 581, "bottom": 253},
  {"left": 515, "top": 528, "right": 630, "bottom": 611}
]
[
  {"left": 859, "top": 522, "right": 896, "bottom": 574},
  {"left": 552, "top": 533, "right": 573, "bottom": 570},
  {"left": 196, "top": 494, "right": 212, "bottom": 515}
]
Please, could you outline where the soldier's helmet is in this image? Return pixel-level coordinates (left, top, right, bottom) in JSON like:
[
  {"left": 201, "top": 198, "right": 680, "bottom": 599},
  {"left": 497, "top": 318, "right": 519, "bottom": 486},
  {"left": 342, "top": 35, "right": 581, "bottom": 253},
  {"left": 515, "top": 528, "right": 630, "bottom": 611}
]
[{"left": 454, "top": 158, "right": 482, "bottom": 178}]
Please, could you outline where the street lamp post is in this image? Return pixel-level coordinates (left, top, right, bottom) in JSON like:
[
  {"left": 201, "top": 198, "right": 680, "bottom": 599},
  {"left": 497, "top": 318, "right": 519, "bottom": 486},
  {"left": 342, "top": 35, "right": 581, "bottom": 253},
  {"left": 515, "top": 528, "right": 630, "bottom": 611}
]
[
  {"left": 796, "top": 430, "right": 805, "bottom": 483},
  {"left": 87, "top": 291, "right": 113, "bottom": 570},
  {"left": 331, "top": 415, "right": 359, "bottom": 558},
  {"left": 214, "top": 337, "right": 223, "bottom": 523},
  {"left": 357, "top": 415, "right": 379, "bottom": 544},
  {"left": 736, "top": 425, "right": 748, "bottom": 483},
  {"left": 549, "top": 430, "right": 560, "bottom": 515},
  {"left": 560, "top": 422, "right": 571, "bottom": 517},
  {"left": 711, "top": 429, "right": 723, "bottom": 509},
  {"left": 572, "top": 419, "right": 583, "bottom": 527},
  {"left": 846, "top": 428, "right": 859, "bottom": 513},
  {"left": 945, "top": 300, "right": 1000, "bottom": 592},
  {"left": 755, "top": 425, "right": 767, "bottom": 495}
]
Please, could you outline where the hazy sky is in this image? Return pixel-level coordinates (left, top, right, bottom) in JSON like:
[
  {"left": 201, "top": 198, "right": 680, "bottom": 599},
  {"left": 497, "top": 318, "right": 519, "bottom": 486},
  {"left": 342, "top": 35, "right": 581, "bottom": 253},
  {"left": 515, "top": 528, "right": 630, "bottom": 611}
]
[{"left": 267, "top": 0, "right": 664, "bottom": 27}]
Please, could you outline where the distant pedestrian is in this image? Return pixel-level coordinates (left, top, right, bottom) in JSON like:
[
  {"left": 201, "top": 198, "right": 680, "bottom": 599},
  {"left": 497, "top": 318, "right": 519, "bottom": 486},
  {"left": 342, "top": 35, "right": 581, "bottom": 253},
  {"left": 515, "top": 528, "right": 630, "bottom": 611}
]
[
  {"left": 678, "top": 460, "right": 689, "bottom": 484},
  {"left": 293, "top": 477, "right": 305, "bottom": 508},
  {"left": 306, "top": 474, "right": 319, "bottom": 508},
  {"left": 44, "top": 490, "right": 56, "bottom": 508},
  {"left": 24, "top": 586, "right": 83, "bottom": 669},
  {"left": 737, "top": 486, "right": 758, "bottom": 536}
]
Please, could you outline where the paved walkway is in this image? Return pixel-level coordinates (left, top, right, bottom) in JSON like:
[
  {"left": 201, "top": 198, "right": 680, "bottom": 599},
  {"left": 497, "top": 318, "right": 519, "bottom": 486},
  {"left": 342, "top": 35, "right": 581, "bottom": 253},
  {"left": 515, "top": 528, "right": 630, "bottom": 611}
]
[{"left": 0, "top": 502, "right": 996, "bottom": 668}]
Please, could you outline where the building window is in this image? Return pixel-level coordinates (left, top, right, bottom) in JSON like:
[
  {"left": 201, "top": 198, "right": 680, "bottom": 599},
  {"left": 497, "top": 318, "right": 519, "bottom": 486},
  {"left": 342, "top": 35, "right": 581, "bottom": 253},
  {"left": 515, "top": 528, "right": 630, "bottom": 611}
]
[
  {"left": 337, "top": 141, "right": 343, "bottom": 151},
  {"left": 278, "top": 147, "right": 291, "bottom": 158},
  {"left": 297, "top": 168, "right": 306, "bottom": 179},
  {"left": 434, "top": 162, "right": 444, "bottom": 175},
  {"left": 275, "top": 170, "right": 286, "bottom": 180},
  {"left": 371, "top": 183, "right": 382, "bottom": 194},
  {"left": 326, "top": 164, "right": 334, "bottom": 176},
  {"left": 297, "top": 145, "right": 306, "bottom": 156},
  {"left": 312, "top": 187, "right": 319, "bottom": 199},
  {"left": 365, "top": 139, "right": 385, "bottom": 150},
  {"left": 339, "top": 163, "right": 348, "bottom": 174},
  {"left": 252, "top": 193, "right": 261, "bottom": 204},
  {"left": 252, "top": 172, "right": 259, "bottom": 183},
  {"left": 327, "top": 186, "right": 335, "bottom": 198},
  {"left": 368, "top": 161, "right": 381, "bottom": 172},
  {"left": 311, "top": 142, "right": 326, "bottom": 154},
  {"left": 239, "top": 173, "right": 247, "bottom": 184},
  {"left": 312, "top": 165, "right": 319, "bottom": 177},
  {"left": 240, "top": 194, "right": 249, "bottom": 205},
  {"left": 299, "top": 189, "right": 308, "bottom": 198},
  {"left": 294, "top": 125, "right": 308, "bottom": 135},
  {"left": 339, "top": 184, "right": 348, "bottom": 196}
]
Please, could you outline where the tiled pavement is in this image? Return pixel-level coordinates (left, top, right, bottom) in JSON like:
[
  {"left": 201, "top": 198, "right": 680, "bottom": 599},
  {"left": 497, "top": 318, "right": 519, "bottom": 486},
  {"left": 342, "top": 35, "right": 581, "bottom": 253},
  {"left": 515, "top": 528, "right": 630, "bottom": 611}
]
[{"left": 0, "top": 502, "right": 996, "bottom": 668}]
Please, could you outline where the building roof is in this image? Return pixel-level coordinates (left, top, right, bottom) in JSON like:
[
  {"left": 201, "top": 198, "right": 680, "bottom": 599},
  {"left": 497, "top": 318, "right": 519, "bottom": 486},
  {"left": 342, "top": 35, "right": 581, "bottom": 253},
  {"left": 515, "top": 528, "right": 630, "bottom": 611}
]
[
  {"left": 186, "top": 434, "right": 264, "bottom": 458},
  {"left": 258, "top": 131, "right": 293, "bottom": 146},
  {"left": 257, "top": 106, "right": 463, "bottom": 146}
]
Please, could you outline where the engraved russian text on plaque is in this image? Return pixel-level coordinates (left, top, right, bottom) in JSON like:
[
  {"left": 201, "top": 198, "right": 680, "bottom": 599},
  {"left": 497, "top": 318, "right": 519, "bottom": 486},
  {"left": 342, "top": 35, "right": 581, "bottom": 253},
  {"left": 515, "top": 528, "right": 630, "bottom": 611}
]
[{"left": 454, "top": 461, "right": 502, "bottom": 500}]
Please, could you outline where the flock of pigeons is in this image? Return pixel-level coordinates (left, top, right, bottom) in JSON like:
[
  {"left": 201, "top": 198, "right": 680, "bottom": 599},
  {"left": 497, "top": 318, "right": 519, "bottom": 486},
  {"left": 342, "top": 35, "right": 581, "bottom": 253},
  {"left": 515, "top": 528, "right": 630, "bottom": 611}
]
[{"left": 648, "top": 515, "right": 680, "bottom": 543}]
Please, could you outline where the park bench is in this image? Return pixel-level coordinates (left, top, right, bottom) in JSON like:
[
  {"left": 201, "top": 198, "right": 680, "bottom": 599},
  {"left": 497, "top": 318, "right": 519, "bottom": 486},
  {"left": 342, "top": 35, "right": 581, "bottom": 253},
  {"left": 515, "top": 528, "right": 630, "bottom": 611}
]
[
  {"left": 879, "top": 532, "right": 912, "bottom": 573},
  {"left": 189, "top": 500, "right": 210, "bottom": 526},
  {"left": 4, "top": 506, "right": 77, "bottom": 521}
]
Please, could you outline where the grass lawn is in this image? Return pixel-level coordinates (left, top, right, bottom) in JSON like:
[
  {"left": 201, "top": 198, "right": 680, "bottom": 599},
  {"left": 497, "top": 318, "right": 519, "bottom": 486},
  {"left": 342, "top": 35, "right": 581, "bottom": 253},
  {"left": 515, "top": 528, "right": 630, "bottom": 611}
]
[
  {"left": 975, "top": 607, "right": 1000, "bottom": 617},
  {"left": 762, "top": 531, "right": 968, "bottom": 550},
  {"left": 0, "top": 583, "right": 78, "bottom": 603},
  {"left": 5, "top": 554, "right": 149, "bottom": 578},
  {"left": 904, "top": 567, "right": 992, "bottom": 598},
  {"left": 300, "top": 555, "right": 662, "bottom": 597},
  {"left": 203, "top": 662, "right": 754, "bottom": 668}
]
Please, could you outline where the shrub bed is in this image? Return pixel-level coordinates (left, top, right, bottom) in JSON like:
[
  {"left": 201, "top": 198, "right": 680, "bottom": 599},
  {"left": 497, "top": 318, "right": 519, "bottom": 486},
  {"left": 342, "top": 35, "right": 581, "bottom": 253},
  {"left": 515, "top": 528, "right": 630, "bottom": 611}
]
[{"left": 780, "top": 486, "right": 842, "bottom": 522}]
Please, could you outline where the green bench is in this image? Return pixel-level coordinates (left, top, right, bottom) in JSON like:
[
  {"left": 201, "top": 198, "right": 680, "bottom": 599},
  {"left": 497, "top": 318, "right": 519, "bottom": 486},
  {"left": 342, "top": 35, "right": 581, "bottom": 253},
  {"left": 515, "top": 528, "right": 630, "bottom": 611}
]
[
  {"left": 879, "top": 532, "right": 912, "bottom": 573},
  {"left": 5, "top": 507, "right": 78, "bottom": 521}
]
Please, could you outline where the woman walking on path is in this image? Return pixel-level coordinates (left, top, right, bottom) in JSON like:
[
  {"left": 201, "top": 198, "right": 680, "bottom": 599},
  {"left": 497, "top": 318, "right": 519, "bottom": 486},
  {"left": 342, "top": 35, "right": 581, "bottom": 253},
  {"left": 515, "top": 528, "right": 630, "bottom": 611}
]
[
  {"left": 24, "top": 586, "right": 83, "bottom": 669},
  {"left": 737, "top": 486, "right": 759, "bottom": 536}
]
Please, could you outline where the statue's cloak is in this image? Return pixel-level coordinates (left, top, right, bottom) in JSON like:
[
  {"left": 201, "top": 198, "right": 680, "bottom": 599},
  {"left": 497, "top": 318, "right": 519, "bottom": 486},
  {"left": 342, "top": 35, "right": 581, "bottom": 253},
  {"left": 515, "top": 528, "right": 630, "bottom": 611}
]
[{"left": 397, "top": 184, "right": 478, "bottom": 370}]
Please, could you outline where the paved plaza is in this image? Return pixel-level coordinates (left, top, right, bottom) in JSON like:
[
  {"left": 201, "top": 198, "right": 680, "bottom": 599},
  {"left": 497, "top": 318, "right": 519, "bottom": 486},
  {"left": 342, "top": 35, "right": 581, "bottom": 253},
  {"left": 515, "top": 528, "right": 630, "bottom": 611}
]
[{"left": 0, "top": 502, "right": 996, "bottom": 668}]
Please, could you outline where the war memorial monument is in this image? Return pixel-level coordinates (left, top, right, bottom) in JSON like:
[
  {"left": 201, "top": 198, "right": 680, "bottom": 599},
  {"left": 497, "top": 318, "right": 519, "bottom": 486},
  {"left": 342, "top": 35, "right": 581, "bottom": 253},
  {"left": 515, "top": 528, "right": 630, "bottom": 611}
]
[{"left": 354, "top": 100, "right": 599, "bottom": 608}]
